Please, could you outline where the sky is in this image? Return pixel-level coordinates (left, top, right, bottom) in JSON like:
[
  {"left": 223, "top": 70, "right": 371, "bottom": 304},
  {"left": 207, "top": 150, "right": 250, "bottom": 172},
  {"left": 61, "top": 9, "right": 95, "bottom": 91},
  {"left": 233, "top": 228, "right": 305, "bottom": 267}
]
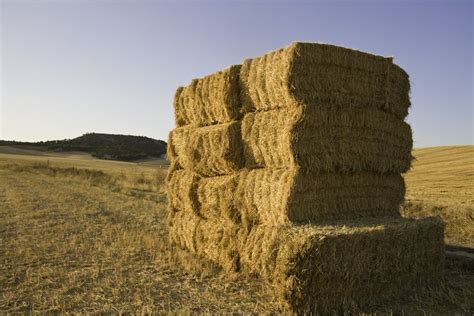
[{"left": 0, "top": 0, "right": 472, "bottom": 147}]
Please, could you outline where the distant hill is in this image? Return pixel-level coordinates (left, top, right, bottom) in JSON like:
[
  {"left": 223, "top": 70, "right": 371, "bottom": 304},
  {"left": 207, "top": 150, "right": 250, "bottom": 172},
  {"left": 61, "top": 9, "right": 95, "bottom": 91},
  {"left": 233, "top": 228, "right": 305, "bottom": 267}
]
[{"left": 0, "top": 133, "right": 167, "bottom": 162}]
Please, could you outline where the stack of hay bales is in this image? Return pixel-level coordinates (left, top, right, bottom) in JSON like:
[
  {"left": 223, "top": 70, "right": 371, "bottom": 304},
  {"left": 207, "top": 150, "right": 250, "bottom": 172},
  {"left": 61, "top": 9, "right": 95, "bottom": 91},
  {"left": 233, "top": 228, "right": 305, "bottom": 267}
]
[
  {"left": 166, "top": 42, "right": 445, "bottom": 313},
  {"left": 167, "top": 65, "right": 245, "bottom": 272}
]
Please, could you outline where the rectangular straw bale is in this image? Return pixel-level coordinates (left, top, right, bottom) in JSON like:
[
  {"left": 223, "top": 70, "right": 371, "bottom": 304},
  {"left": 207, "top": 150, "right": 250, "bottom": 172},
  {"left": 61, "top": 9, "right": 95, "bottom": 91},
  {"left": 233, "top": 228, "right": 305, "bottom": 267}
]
[
  {"left": 242, "top": 105, "right": 413, "bottom": 173},
  {"left": 235, "top": 168, "right": 405, "bottom": 225},
  {"left": 168, "top": 122, "right": 243, "bottom": 176},
  {"left": 240, "top": 42, "right": 410, "bottom": 119},
  {"left": 186, "top": 121, "right": 243, "bottom": 176},
  {"left": 168, "top": 209, "right": 241, "bottom": 272},
  {"left": 166, "top": 168, "right": 240, "bottom": 224},
  {"left": 167, "top": 126, "right": 193, "bottom": 167},
  {"left": 172, "top": 87, "right": 186, "bottom": 128},
  {"left": 168, "top": 209, "right": 201, "bottom": 254},
  {"left": 165, "top": 168, "right": 200, "bottom": 214},
  {"left": 197, "top": 174, "right": 241, "bottom": 225},
  {"left": 173, "top": 65, "right": 242, "bottom": 127},
  {"left": 238, "top": 217, "right": 445, "bottom": 314}
]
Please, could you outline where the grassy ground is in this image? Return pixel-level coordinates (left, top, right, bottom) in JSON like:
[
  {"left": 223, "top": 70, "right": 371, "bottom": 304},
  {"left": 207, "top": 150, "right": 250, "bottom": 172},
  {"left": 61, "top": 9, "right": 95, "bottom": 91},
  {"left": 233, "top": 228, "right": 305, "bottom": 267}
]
[
  {"left": 403, "top": 146, "right": 474, "bottom": 247},
  {"left": 0, "top": 157, "right": 274, "bottom": 313},
  {"left": 405, "top": 146, "right": 473, "bottom": 206},
  {"left": 0, "top": 146, "right": 473, "bottom": 313}
]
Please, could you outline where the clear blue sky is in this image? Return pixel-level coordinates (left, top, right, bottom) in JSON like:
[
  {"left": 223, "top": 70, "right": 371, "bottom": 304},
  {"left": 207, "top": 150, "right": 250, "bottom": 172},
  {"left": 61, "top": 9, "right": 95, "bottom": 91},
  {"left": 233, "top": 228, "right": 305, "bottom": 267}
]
[{"left": 1, "top": 0, "right": 472, "bottom": 147}]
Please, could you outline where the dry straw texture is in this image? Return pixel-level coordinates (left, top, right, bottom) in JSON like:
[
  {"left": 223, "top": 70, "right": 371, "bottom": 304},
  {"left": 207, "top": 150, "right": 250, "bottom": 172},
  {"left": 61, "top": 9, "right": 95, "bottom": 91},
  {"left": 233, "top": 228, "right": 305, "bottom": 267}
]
[
  {"left": 173, "top": 65, "right": 241, "bottom": 127},
  {"left": 168, "top": 212, "right": 445, "bottom": 313},
  {"left": 197, "top": 173, "right": 241, "bottom": 225},
  {"left": 166, "top": 168, "right": 240, "bottom": 225},
  {"left": 240, "top": 42, "right": 410, "bottom": 119},
  {"left": 242, "top": 105, "right": 413, "bottom": 173},
  {"left": 239, "top": 217, "right": 445, "bottom": 314},
  {"left": 163, "top": 42, "right": 445, "bottom": 314},
  {"left": 167, "top": 122, "right": 243, "bottom": 176},
  {"left": 165, "top": 167, "right": 200, "bottom": 214},
  {"left": 166, "top": 126, "right": 192, "bottom": 167},
  {"left": 168, "top": 209, "right": 240, "bottom": 272},
  {"left": 167, "top": 168, "right": 404, "bottom": 228},
  {"left": 236, "top": 168, "right": 405, "bottom": 225}
]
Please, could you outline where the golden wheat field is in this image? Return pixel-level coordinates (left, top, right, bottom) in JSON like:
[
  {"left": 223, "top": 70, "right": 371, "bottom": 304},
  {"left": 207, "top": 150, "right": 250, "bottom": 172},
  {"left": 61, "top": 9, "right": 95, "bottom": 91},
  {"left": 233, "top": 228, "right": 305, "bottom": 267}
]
[
  {"left": 403, "top": 146, "right": 474, "bottom": 248},
  {"left": 0, "top": 146, "right": 472, "bottom": 313}
]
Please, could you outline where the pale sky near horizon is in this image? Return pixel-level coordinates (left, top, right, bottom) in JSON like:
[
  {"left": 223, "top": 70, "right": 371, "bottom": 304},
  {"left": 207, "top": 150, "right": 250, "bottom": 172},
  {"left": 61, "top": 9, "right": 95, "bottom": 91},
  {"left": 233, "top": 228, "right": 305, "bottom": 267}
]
[{"left": 0, "top": 0, "right": 472, "bottom": 147}]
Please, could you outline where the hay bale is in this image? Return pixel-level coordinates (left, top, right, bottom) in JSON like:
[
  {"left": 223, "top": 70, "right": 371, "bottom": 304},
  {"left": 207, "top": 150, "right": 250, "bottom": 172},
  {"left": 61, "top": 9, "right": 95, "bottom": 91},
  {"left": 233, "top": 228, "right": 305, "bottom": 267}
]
[
  {"left": 235, "top": 168, "right": 405, "bottom": 225},
  {"left": 173, "top": 65, "right": 242, "bottom": 127},
  {"left": 165, "top": 168, "right": 200, "bottom": 214},
  {"left": 172, "top": 87, "right": 186, "bottom": 128},
  {"left": 166, "top": 171, "right": 244, "bottom": 272},
  {"left": 242, "top": 105, "right": 413, "bottom": 173},
  {"left": 239, "top": 217, "right": 445, "bottom": 314},
  {"left": 166, "top": 126, "right": 193, "bottom": 168},
  {"left": 167, "top": 121, "right": 243, "bottom": 176},
  {"left": 168, "top": 209, "right": 241, "bottom": 272},
  {"left": 167, "top": 209, "right": 201, "bottom": 254},
  {"left": 197, "top": 173, "right": 241, "bottom": 225},
  {"left": 163, "top": 42, "right": 446, "bottom": 314},
  {"left": 240, "top": 42, "right": 410, "bottom": 119},
  {"left": 166, "top": 168, "right": 240, "bottom": 224}
]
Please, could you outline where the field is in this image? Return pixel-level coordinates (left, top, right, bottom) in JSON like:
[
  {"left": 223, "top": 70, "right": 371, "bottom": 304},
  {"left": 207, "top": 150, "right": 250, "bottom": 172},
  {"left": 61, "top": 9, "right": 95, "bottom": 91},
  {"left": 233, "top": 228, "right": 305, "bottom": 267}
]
[
  {"left": 403, "top": 146, "right": 474, "bottom": 248},
  {"left": 0, "top": 146, "right": 472, "bottom": 313}
]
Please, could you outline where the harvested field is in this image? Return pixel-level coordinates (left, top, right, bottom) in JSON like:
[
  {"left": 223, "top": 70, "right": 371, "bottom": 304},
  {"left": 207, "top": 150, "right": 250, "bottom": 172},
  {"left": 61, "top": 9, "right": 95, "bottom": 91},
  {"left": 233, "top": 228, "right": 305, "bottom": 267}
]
[
  {"left": 402, "top": 146, "right": 474, "bottom": 248},
  {"left": 0, "top": 156, "right": 276, "bottom": 313},
  {"left": 0, "top": 151, "right": 472, "bottom": 314},
  {"left": 405, "top": 146, "right": 474, "bottom": 206}
]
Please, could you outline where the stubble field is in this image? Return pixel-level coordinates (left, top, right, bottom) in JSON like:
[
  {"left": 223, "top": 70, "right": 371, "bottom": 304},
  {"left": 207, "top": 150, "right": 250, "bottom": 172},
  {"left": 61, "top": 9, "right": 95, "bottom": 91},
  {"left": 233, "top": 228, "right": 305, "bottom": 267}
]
[{"left": 0, "top": 146, "right": 472, "bottom": 313}]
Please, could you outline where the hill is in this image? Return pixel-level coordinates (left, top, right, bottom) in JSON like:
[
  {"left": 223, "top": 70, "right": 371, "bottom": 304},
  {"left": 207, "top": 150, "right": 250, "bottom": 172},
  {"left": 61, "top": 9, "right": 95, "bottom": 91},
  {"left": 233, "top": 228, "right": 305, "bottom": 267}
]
[{"left": 0, "top": 133, "right": 167, "bottom": 162}]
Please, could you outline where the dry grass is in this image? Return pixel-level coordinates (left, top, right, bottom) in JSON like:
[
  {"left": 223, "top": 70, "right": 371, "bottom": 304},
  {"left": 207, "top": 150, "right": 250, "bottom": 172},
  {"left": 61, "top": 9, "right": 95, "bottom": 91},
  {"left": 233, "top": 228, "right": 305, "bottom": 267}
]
[
  {"left": 404, "top": 146, "right": 473, "bottom": 206},
  {"left": 0, "top": 154, "right": 275, "bottom": 313},
  {"left": 402, "top": 145, "right": 474, "bottom": 248},
  {"left": 0, "top": 149, "right": 473, "bottom": 313}
]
